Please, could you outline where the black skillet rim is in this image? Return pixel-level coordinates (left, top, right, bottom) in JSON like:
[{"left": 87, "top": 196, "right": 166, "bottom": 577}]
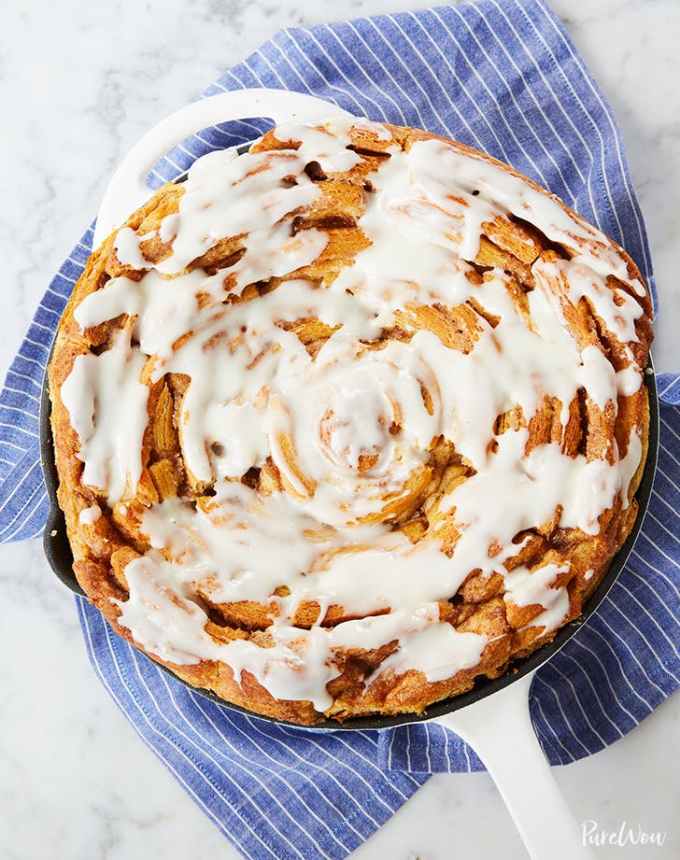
[{"left": 38, "top": 157, "right": 660, "bottom": 729}]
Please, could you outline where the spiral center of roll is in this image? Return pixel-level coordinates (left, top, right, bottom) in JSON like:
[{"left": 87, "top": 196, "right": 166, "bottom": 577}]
[{"left": 318, "top": 380, "right": 392, "bottom": 475}]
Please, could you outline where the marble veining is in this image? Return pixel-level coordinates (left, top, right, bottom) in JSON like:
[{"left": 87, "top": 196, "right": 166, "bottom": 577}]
[{"left": 0, "top": 0, "right": 678, "bottom": 858}]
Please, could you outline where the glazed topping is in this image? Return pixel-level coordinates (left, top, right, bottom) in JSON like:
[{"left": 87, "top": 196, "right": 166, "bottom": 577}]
[
  {"left": 62, "top": 117, "right": 648, "bottom": 712},
  {"left": 78, "top": 504, "right": 102, "bottom": 525},
  {"left": 61, "top": 327, "right": 148, "bottom": 503}
]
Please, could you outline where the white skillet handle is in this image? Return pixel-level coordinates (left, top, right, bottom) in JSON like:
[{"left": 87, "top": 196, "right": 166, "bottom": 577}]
[
  {"left": 94, "top": 88, "right": 354, "bottom": 245},
  {"left": 432, "top": 672, "right": 594, "bottom": 860}
]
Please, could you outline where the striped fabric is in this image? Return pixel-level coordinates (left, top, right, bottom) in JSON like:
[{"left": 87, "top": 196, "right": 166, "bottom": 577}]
[{"left": 1, "top": 1, "right": 678, "bottom": 857}]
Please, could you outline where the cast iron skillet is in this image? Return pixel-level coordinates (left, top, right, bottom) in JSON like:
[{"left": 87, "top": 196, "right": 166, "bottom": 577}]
[
  {"left": 37, "top": 90, "right": 659, "bottom": 860},
  {"left": 38, "top": 87, "right": 660, "bottom": 730},
  {"left": 39, "top": 347, "right": 660, "bottom": 732}
]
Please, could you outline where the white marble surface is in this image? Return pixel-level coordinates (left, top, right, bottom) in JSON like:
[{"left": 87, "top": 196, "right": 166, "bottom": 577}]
[{"left": 0, "top": 0, "right": 678, "bottom": 858}]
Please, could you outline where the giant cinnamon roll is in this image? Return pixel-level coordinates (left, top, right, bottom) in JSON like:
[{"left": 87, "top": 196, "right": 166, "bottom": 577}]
[{"left": 49, "top": 117, "right": 652, "bottom": 724}]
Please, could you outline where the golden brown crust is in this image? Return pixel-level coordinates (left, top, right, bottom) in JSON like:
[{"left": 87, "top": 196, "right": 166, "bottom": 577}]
[{"left": 49, "top": 121, "right": 653, "bottom": 725}]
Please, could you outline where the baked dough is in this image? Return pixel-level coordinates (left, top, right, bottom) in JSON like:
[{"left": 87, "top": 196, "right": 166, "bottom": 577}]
[{"left": 49, "top": 118, "right": 652, "bottom": 725}]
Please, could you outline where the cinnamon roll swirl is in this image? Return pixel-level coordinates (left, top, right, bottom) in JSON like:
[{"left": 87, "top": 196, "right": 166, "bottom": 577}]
[{"left": 49, "top": 117, "right": 652, "bottom": 724}]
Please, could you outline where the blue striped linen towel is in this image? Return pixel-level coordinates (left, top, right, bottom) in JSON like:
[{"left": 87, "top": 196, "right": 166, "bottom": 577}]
[{"left": 2, "top": 0, "right": 679, "bottom": 856}]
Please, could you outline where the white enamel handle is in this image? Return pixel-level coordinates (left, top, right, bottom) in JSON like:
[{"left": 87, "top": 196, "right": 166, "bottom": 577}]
[
  {"left": 94, "top": 88, "right": 354, "bottom": 245},
  {"left": 433, "top": 672, "right": 594, "bottom": 860}
]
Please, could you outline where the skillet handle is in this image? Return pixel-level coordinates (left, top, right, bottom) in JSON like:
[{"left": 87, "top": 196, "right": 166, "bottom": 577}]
[
  {"left": 94, "top": 88, "right": 354, "bottom": 245},
  {"left": 431, "top": 672, "right": 594, "bottom": 860}
]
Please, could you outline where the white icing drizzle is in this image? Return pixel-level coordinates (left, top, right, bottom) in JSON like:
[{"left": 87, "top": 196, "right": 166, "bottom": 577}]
[
  {"left": 79, "top": 504, "right": 102, "bottom": 525},
  {"left": 156, "top": 147, "right": 324, "bottom": 278},
  {"left": 351, "top": 117, "right": 391, "bottom": 141},
  {"left": 61, "top": 327, "right": 148, "bottom": 503},
  {"left": 62, "top": 117, "right": 649, "bottom": 712},
  {"left": 504, "top": 562, "right": 568, "bottom": 608},
  {"left": 138, "top": 488, "right": 471, "bottom": 618},
  {"left": 525, "top": 589, "right": 571, "bottom": 634},
  {"left": 274, "top": 119, "right": 362, "bottom": 173},
  {"left": 504, "top": 561, "right": 570, "bottom": 633},
  {"left": 410, "top": 139, "right": 644, "bottom": 293},
  {"left": 114, "top": 227, "right": 147, "bottom": 269},
  {"left": 153, "top": 116, "right": 366, "bottom": 279},
  {"left": 76, "top": 269, "right": 209, "bottom": 359},
  {"left": 616, "top": 365, "right": 643, "bottom": 396},
  {"left": 534, "top": 256, "right": 643, "bottom": 345},
  {"left": 370, "top": 621, "right": 488, "bottom": 685}
]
